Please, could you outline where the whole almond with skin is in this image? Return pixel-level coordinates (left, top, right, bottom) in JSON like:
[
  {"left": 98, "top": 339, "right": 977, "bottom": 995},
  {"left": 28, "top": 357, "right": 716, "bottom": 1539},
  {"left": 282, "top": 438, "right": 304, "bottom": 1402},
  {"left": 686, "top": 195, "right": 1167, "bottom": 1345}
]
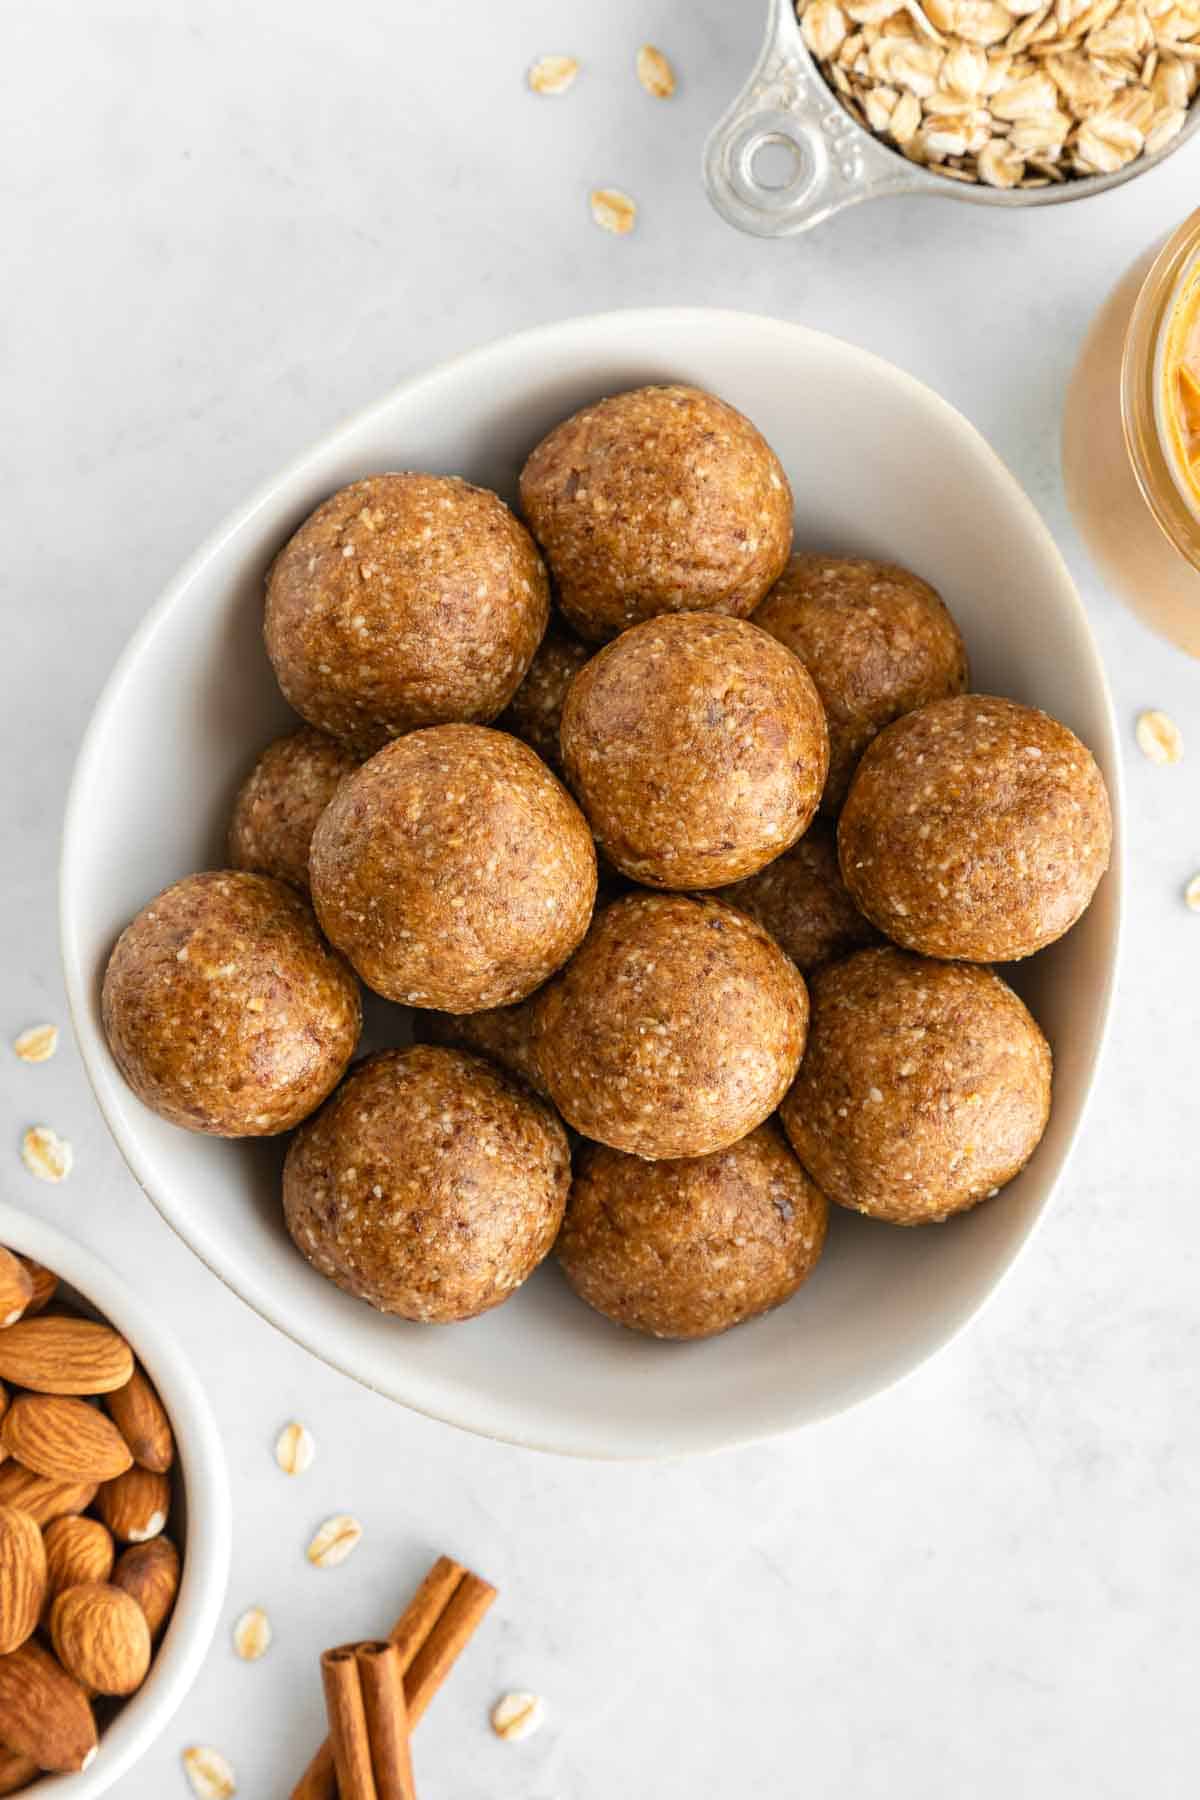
[
  {"left": 0, "top": 1462, "right": 97, "bottom": 1526},
  {"left": 97, "top": 1466, "right": 170, "bottom": 1543},
  {"left": 0, "top": 1505, "right": 46, "bottom": 1654},
  {"left": 113, "top": 1535, "right": 180, "bottom": 1641},
  {"left": 2, "top": 1394, "right": 132, "bottom": 1483},
  {"left": 44, "top": 1516, "right": 116, "bottom": 1612},
  {"left": 51, "top": 1582, "right": 152, "bottom": 1697},
  {"left": 104, "top": 1365, "right": 174, "bottom": 1473},
  {"left": 0, "top": 1317, "right": 133, "bottom": 1395},
  {"left": 17, "top": 1259, "right": 58, "bottom": 1316},
  {"left": 0, "top": 1255, "right": 32, "bottom": 1331},
  {"left": 0, "top": 1638, "right": 97, "bottom": 1772},
  {"left": 0, "top": 1745, "right": 38, "bottom": 1795}
]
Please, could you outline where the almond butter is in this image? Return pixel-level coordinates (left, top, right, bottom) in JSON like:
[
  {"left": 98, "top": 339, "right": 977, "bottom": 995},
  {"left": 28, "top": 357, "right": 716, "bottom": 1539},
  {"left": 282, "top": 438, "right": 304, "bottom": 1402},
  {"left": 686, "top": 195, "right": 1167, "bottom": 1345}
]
[
  {"left": 96, "top": 1466, "right": 170, "bottom": 1543},
  {"left": 2, "top": 1394, "right": 132, "bottom": 1484},
  {"left": 0, "top": 1506, "right": 46, "bottom": 1655},
  {"left": 0, "top": 1256, "right": 32, "bottom": 1332},
  {"left": 51, "top": 1582, "right": 152, "bottom": 1697},
  {"left": 112, "top": 1535, "right": 180, "bottom": 1641},
  {"left": 43, "top": 1516, "right": 116, "bottom": 1613},
  {"left": 0, "top": 1745, "right": 38, "bottom": 1795},
  {"left": 0, "top": 1639, "right": 97, "bottom": 1772},
  {"left": 16, "top": 1259, "right": 57, "bottom": 1316},
  {"left": 103, "top": 1365, "right": 174, "bottom": 1473},
  {"left": 0, "top": 1463, "right": 97, "bottom": 1526},
  {"left": 0, "top": 1316, "right": 133, "bottom": 1396}
]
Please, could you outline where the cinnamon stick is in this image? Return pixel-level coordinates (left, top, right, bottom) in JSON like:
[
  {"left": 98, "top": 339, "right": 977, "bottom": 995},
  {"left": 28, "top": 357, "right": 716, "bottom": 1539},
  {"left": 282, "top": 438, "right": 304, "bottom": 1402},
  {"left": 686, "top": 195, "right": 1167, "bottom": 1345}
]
[
  {"left": 356, "top": 1641, "right": 416, "bottom": 1800},
  {"left": 320, "top": 1646, "right": 377, "bottom": 1800},
  {"left": 291, "top": 1556, "right": 492, "bottom": 1800}
]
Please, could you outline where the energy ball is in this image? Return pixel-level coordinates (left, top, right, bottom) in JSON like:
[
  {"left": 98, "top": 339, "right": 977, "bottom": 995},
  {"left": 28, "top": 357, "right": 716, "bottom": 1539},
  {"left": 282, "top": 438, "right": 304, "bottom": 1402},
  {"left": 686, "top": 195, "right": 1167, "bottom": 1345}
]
[
  {"left": 497, "top": 615, "right": 591, "bottom": 774},
  {"left": 719, "top": 823, "right": 880, "bottom": 974},
  {"left": 283, "top": 1046, "right": 569, "bottom": 1321},
  {"left": 780, "top": 947, "right": 1052, "bottom": 1226},
  {"left": 534, "top": 892, "right": 808, "bottom": 1159},
  {"left": 420, "top": 995, "right": 550, "bottom": 1100},
  {"left": 754, "top": 554, "right": 969, "bottom": 811},
  {"left": 227, "top": 726, "right": 359, "bottom": 893},
  {"left": 557, "top": 1124, "right": 829, "bottom": 1340},
  {"left": 310, "top": 724, "right": 597, "bottom": 1011},
  {"left": 560, "top": 613, "right": 829, "bottom": 889},
  {"left": 838, "top": 694, "right": 1113, "bottom": 962},
  {"left": 102, "top": 871, "right": 360, "bottom": 1137},
  {"left": 519, "top": 385, "right": 793, "bottom": 642},
  {"left": 264, "top": 473, "right": 550, "bottom": 754}
]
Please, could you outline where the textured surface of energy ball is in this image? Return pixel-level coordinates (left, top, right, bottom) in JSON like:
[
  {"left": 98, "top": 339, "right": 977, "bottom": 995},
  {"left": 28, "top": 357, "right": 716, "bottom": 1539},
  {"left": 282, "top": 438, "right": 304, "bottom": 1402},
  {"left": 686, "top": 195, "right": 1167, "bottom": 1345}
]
[
  {"left": 283, "top": 1046, "right": 570, "bottom": 1321},
  {"left": 534, "top": 892, "right": 808, "bottom": 1159},
  {"left": 227, "top": 726, "right": 359, "bottom": 892},
  {"left": 102, "top": 872, "right": 361, "bottom": 1136},
  {"left": 838, "top": 694, "right": 1112, "bottom": 961},
  {"left": 560, "top": 613, "right": 828, "bottom": 889},
  {"left": 718, "top": 823, "right": 880, "bottom": 974},
  {"left": 519, "top": 384, "right": 793, "bottom": 642},
  {"left": 779, "top": 946, "right": 1052, "bottom": 1225},
  {"left": 557, "top": 1123, "right": 829, "bottom": 1339},
  {"left": 497, "top": 615, "right": 591, "bottom": 774},
  {"left": 420, "top": 995, "right": 550, "bottom": 1100},
  {"left": 310, "top": 725, "right": 597, "bottom": 1011},
  {"left": 754, "top": 553, "right": 969, "bottom": 811},
  {"left": 264, "top": 473, "right": 550, "bottom": 754}
]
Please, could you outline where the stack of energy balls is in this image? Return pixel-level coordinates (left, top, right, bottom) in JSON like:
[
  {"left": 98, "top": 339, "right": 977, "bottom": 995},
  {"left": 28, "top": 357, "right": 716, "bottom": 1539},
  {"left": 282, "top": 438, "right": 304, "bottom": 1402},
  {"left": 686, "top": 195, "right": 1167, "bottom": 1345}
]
[{"left": 101, "top": 385, "right": 1112, "bottom": 1342}]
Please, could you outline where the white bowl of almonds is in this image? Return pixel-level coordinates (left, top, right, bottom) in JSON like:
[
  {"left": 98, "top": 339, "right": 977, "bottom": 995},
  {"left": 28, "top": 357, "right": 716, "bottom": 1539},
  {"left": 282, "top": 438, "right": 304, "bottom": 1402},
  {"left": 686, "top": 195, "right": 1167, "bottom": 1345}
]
[{"left": 0, "top": 1203, "right": 230, "bottom": 1795}]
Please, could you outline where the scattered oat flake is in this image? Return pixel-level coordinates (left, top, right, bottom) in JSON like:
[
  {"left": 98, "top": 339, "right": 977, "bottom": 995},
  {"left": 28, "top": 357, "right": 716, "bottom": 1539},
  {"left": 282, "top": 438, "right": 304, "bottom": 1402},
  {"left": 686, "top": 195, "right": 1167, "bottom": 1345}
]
[
  {"left": 21, "top": 1125, "right": 72, "bottom": 1183},
  {"left": 1185, "top": 873, "right": 1200, "bottom": 912},
  {"left": 528, "top": 55, "right": 579, "bottom": 95},
  {"left": 307, "top": 1514, "right": 362, "bottom": 1568},
  {"left": 491, "top": 1691, "right": 546, "bottom": 1742},
  {"left": 637, "top": 44, "right": 677, "bottom": 97},
  {"left": 232, "top": 1605, "right": 272, "bottom": 1661},
  {"left": 182, "top": 1746, "right": 236, "bottom": 1800},
  {"left": 1135, "top": 708, "right": 1184, "bottom": 765},
  {"left": 275, "top": 1420, "right": 316, "bottom": 1475},
  {"left": 13, "top": 1024, "right": 58, "bottom": 1064},
  {"left": 590, "top": 188, "right": 637, "bottom": 235}
]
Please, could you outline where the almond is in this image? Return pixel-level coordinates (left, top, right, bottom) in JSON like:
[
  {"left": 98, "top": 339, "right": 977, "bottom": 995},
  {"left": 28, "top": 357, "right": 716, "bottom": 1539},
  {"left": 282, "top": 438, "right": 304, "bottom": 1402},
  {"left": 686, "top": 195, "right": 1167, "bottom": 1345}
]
[
  {"left": 0, "top": 1256, "right": 32, "bottom": 1332},
  {"left": 2, "top": 1395, "right": 132, "bottom": 1484},
  {"left": 0, "top": 1639, "right": 97, "bottom": 1772},
  {"left": 103, "top": 1365, "right": 174, "bottom": 1473},
  {"left": 112, "top": 1535, "right": 180, "bottom": 1641},
  {"left": 0, "top": 1463, "right": 97, "bottom": 1526},
  {"left": 0, "top": 1317, "right": 133, "bottom": 1396},
  {"left": 0, "top": 1506, "right": 46, "bottom": 1655},
  {"left": 0, "top": 1745, "right": 38, "bottom": 1795},
  {"left": 43, "top": 1516, "right": 116, "bottom": 1613},
  {"left": 96, "top": 1466, "right": 170, "bottom": 1543},
  {"left": 51, "top": 1582, "right": 152, "bottom": 1697},
  {"left": 16, "top": 1259, "right": 57, "bottom": 1316}
]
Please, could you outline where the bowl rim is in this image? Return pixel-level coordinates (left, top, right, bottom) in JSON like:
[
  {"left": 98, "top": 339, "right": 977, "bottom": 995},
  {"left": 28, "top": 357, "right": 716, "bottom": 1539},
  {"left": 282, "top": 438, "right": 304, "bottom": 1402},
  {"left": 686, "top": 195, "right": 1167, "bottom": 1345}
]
[
  {"left": 0, "top": 1201, "right": 232, "bottom": 1793},
  {"left": 59, "top": 306, "right": 1125, "bottom": 1460}
]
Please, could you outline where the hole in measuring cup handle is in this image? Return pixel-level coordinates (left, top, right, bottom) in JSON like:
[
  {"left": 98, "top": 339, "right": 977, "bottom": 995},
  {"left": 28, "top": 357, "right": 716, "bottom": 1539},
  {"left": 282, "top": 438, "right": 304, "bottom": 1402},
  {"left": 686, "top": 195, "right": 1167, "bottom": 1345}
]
[
  {"left": 729, "top": 110, "right": 827, "bottom": 214},
  {"left": 707, "top": 97, "right": 876, "bottom": 237}
]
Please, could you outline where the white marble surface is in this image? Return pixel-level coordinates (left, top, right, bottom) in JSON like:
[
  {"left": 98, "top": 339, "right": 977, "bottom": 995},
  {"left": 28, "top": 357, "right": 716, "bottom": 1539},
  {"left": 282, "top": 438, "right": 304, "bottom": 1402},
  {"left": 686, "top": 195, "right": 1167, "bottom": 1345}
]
[{"left": 3, "top": 2, "right": 1199, "bottom": 1795}]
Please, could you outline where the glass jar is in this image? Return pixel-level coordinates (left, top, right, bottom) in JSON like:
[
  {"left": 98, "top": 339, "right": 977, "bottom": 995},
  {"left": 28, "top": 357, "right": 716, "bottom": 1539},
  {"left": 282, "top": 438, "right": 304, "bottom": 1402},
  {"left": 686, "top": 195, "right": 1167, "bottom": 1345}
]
[{"left": 1122, "top": 207, "right": 1200, "bottom": 570}]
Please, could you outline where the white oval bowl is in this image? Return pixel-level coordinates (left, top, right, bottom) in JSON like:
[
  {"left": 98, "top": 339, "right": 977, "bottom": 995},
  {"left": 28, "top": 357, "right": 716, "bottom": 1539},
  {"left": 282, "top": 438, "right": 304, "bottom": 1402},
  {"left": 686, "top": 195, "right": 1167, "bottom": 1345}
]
[
  {"left": 61, "top": 309, "right": 1122, "bottom": 1459},
  {"left": 0, "top": 1203, "right": 231, "bottom": 1793}
]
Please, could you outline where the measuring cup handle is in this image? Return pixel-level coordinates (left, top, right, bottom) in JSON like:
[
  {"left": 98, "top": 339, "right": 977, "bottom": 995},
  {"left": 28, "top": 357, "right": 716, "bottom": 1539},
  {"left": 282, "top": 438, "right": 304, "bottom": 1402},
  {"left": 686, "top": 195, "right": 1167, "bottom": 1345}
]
[{"left": 703, "top": 0, "right": 924, "bottom": 238}]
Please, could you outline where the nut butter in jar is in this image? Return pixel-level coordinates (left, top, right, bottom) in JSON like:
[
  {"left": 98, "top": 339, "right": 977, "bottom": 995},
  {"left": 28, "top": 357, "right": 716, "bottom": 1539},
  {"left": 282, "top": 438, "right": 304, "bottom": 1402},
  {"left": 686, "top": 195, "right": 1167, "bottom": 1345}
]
[{"left": 1065, "top": 208, "right": 1200, "bottom": 658}]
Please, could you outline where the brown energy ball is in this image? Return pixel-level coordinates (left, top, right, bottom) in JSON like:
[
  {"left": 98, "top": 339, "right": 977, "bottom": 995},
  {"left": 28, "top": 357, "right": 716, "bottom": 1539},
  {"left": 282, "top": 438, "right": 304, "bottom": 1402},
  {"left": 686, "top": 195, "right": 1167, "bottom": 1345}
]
[
  {"left": 519, "top": 385, "right": 793, "bottom": 643},
  {"left": 283, "top": 1046, "right": 569, "bottom": 1321},
  {"left": 838, "top": 694, "right": 1113, "bottom": 962},
  {"left": 719, "top": 823, "right": 880, "bottom": 974},
  {"left": 557, "top": 1123, "right": 829, "bottom": 1340},
  {"left": 754, "top": 554, "right": 969, "bottom": 810},
  {"left": 780, "top": 947, "right": 1052, "bottom": 1226},
  {"left": 264, "top": 473, "right": 550, "bottom": 754},
  {"left": 310, "top": 724, "right": 597, "bottom": 1011},
  {"left": 420, "top": 995, "right": 550, "bottom": 1100},
  {"left": 497, "top": 615, "right": 591, "bottom": 774},
  {"left": 102, "top": 872, "right": 361, "bottom": 1136},
  {"left": 227, "top": 726, "right": 359, "bottom": 892},
  {"left": 560, "top": 614, "right": 829, "bottom": 889},
  {"left": 534, "top": 893, "right": 808, "bottom": 1159}
]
